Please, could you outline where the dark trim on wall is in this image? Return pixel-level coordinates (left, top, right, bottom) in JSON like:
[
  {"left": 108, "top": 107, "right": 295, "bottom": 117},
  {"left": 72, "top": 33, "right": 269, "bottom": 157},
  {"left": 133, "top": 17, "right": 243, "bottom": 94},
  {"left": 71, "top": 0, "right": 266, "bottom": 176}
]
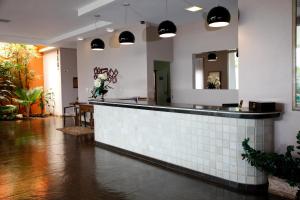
[
  {"left": 89, "top": 101, "right": 281, "bottom": 119},
  {"left": 95, "top": 141, "right": 269, "bottom": 195}
]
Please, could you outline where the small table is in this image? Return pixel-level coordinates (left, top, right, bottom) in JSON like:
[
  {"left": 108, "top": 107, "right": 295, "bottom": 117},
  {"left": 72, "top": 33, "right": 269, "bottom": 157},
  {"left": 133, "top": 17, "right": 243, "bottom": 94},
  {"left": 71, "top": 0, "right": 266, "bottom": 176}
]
[{"left": 79, "top": 104, "right": 94, "bottom": 128}]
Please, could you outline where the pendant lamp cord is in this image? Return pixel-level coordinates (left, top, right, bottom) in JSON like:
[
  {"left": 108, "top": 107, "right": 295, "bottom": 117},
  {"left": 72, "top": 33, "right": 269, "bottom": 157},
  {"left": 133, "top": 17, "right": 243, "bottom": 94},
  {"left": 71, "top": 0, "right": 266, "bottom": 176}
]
[
  {"left": 124, "top": 4, "right": 128, "bottom": 25},
  {"left": 129, "top": 6, "right": 146, "bottom": 21},
  {"left": 94, "top": 14, "right": 100, "bottom": 31},
  {"left": 165, "top": 0, "right": 168, "bottom": 19}
]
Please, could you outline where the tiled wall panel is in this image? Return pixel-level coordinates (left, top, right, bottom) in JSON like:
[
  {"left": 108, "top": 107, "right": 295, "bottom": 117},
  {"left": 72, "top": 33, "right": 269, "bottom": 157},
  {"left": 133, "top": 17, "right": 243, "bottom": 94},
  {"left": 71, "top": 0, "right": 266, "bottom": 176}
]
[{"left": 94, "top": 105, "right": 274, "bottom": 185}]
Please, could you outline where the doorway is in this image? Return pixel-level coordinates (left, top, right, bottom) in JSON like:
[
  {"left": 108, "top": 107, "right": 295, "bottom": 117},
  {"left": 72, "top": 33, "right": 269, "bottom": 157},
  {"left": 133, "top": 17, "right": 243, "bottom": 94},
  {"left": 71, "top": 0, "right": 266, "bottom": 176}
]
[{"left": 154, "top": 61, "right": 171, "bottom": 105}]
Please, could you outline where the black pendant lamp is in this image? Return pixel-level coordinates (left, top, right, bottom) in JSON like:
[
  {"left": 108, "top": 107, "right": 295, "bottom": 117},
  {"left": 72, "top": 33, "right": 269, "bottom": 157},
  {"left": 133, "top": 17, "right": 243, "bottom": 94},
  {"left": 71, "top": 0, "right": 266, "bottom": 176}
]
[
  {"left": 208, "top": 53, "right": 217, "bottom": 61},
  {"left": 119, "top": 3, "right": 135, "bottom": 45},
  {"left": 91, "top": 38, "right": 105, "bottom": 51},
  {"left": 91, "top": 15, "right": 105, "bottom": 51},
  {"left": 158, "top": 20, "right": 177, "bottom": 38},
  {"left": 207, "top": 6, "right": 231, "bottom": 28},
  {"left": 158, "top": 0, "right": 177, "bottom": 38},
  {"left": 119, "top": 31, "right": 135, "bottom": 45}
]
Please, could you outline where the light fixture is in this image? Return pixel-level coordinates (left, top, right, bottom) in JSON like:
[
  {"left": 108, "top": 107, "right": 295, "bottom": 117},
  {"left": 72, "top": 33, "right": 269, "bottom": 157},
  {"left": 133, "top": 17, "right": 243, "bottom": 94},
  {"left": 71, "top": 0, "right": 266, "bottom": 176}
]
[
  {"left": 119, "top": 31, "right": 135, "bottom": 45},
  {"left": 185, "top": 6, "right": 202, "bottom": 12},
  {"left": 207, "top": 6, "right": 231, "bottom": 28},
  {"left": 158, "top": 0, "right": 177, "bottom": 38},
  {"left": 91, "top": 15, "right": 105, "bottom": 51},
  {"left": 106, "top": 27, "right": 115, "bottom": 33},
  {"left": 91, "top": 38, "right": 105, "bottom": 51},
  {"left": 158, "top": 20, "right": 177, "bottom": 38},
  {"left": 119, "top": 3, "right": 135, "bottom": 45},
  {"left": 77, "top": 37, "right": 84, "bottom": 41},
  {"left": 208, "top": 53, "right": 217, "bottom": 61}
]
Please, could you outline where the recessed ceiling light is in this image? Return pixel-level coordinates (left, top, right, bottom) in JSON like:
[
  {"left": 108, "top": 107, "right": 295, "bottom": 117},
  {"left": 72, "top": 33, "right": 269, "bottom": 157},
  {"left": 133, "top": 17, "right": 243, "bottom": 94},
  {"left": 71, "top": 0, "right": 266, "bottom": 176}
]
[
  {"left": 185, "top": 6, "right": 203, "bottom": 12},
  {"left": 106, "top": 28, "right": 114, "bottom": 33},
  {"left": 77, "top": 37, "right": 84, "bottom": 41}
]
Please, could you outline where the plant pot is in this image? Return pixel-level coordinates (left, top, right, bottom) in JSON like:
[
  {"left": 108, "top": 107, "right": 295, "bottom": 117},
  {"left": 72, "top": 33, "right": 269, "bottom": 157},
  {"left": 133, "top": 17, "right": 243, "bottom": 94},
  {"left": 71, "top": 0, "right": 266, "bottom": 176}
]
[
  {"left": 25, "top": 106, "right": 30, "bottom": 118},
  {"left": 100, "top": 90, "right": 108, "bottom": 100},
  {"left": 268, "top": 176, "right": 298, "bottom": 199}
]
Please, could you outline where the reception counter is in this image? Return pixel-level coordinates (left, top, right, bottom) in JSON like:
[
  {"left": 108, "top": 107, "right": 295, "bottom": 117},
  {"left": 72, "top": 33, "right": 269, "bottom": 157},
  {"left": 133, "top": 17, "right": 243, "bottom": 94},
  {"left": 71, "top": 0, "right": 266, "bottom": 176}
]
[{"left": 89, "top": 99, "right": 281, "bottom": 193}]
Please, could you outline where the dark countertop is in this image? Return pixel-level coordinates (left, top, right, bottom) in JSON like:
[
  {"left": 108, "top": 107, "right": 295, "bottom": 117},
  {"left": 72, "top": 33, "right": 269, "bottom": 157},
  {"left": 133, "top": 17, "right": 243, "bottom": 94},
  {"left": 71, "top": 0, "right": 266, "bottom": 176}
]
[{"left": 89, "top": 99, "right": 281, "bottom": 119}]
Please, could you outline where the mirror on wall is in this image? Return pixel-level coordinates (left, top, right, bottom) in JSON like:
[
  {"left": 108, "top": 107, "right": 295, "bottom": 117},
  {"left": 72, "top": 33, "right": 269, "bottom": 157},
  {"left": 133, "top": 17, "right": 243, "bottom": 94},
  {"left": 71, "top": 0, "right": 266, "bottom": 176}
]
[
  {"left": 193, "top": 50, "right": 239, "bottom": 90},
  {"left": 294, "top": 0, "right": 300, "bottom": 110}
]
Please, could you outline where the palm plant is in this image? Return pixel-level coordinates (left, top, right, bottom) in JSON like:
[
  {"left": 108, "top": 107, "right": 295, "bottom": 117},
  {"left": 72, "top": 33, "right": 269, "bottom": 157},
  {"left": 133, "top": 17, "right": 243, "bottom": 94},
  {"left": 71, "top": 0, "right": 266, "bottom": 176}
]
[
  {"left": 0, "top": 62, "right": 15, "bottom": 104},
  {"left": 0, "top": 79, "right": 15, "bottom": 104},
  {"left": 14, "top": 87, "right": 43, "bottom": 117},
  {"left": 0, "top": 105, "right": 17, "bottom": 120}
]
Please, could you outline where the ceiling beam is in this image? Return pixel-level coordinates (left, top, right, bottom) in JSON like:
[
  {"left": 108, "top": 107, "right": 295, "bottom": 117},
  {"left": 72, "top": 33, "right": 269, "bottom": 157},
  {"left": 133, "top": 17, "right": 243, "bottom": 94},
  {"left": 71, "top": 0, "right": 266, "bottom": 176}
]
[
  {"left": 46, "top": 20, "right": 111, "bottom": 44},
  {"left": 78, "top": 0, "right": 116, "bottom": 16},
  {"left": 0, "top": 34, "right": 45, "bottom": 45}
]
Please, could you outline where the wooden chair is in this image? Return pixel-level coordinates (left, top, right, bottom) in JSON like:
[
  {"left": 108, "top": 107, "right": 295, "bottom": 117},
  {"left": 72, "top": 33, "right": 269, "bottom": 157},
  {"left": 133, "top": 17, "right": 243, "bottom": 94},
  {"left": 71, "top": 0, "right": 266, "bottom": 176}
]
[
  {"left": 79, "top": 104, "right": 94, "bottom": 129},
  {"left": 63, "top": 102, "right": 86, "bottom": 126}
]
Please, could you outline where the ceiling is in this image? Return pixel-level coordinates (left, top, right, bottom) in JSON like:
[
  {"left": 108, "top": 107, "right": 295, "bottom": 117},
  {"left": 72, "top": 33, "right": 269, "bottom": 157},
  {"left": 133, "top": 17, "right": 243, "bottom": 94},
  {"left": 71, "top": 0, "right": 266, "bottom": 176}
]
[{"left": 0, "top": 0, "right": 238, "bottom": 48}]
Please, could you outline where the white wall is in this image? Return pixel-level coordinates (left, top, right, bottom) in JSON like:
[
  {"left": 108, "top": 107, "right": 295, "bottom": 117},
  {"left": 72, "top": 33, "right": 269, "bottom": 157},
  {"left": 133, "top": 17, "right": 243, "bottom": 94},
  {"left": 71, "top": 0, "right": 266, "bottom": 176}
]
[
  {"left": 239, "top": 0, "right": 300, "bottom": 152},
  {"left": 60, "top": 48, "right": 78, "bottom": 112},
  {"left": 43, "top": 48, "right": 78, "bottom": 116},
  {"left": 77, "top": 24, "right": 148, "bottom": 102},
  {"left": 171, "top": 0, "right": 239, "bottom": 105},
  {"left": 43, "top": 49, "right": 63, "bottom": 116},
  {"left": 172, "top": 89, "right": 239, "bottom": 106},
  {"left": 146, "top": 24, "right": 173, "bottom": 100}
]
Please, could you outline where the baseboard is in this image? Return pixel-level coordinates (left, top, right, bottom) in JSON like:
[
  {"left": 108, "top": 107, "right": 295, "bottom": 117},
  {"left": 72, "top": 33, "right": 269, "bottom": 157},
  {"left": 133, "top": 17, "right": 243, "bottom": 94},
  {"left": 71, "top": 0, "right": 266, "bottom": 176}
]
[{"left": 95, "top": 141, "right": 269, "bottom": 195}]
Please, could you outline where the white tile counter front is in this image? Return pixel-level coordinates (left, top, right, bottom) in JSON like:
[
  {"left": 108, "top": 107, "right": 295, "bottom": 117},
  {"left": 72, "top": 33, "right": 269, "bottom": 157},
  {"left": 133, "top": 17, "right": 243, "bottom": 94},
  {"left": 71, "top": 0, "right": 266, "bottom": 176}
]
[{"left": 92, "top": 100, "right": 279, "bottom": 193}]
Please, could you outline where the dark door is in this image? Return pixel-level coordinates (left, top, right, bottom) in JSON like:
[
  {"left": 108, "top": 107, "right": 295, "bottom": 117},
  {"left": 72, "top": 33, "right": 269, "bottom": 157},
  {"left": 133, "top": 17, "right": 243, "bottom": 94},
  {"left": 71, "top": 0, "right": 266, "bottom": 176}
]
[{"left": 154, "top": 61, "right": 171, "bottom": 104}]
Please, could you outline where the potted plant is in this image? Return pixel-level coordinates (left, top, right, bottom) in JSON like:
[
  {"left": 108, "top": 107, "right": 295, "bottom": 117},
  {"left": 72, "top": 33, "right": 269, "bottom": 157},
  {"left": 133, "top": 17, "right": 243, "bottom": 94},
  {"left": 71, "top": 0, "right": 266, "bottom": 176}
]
[
  {"left": 242, "top": 131, "right": 300, "bottom": 200},
  {"left": 91, "top": 72, "right": 112, "bottom": 100},
  {"left": 43, "top": 89, "right": 55, "bottom": 116},
  {"left": 13, "top": 87, "right": 43, "bottom": 118},
  {"left": 207, "top": 75, "right": 221, "bottom": 89}
]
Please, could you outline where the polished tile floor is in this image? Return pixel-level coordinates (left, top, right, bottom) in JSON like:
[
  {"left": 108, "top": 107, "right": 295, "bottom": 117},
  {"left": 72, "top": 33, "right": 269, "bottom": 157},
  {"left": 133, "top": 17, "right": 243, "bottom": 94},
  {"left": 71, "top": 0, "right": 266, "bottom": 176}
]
[{"left": 0, "top": 117, "right": 284, "bottom": 200}]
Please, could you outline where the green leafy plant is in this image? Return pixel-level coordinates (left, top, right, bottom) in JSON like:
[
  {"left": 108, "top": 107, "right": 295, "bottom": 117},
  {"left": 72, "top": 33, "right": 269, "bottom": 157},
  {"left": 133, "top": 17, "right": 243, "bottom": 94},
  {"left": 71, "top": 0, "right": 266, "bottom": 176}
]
[
  {"left": 242, "top": 131, "right": 300, "bottom": 199},
  {"left": 0, "top": 105, "right": 17, "bottom": 120},
  {"left": 39, "top": 91, "right": 45, "bottom": 115},
  {"left": 0, "top": 105, "right": 17, "bottom": 113},
  {"left": 297, "top": 67, "right": 300, "bottom": 105},
  {"left": 44, "top": 89, "right": 55, "bottom": 115},
  {"left": 91, "top": 73, "right": 112, "bottom": 99},
  {"left": 0, "top": 43, "right": 39, "bottom": 89},
  {"left": 13, "top": 87, "right": 43, "bottom": 117},
  {"left": 0, "top": 62, "right": 15, "bottom": 104},
  {"left": 0, "top": 79, "right": 15, "bottom": 104}
]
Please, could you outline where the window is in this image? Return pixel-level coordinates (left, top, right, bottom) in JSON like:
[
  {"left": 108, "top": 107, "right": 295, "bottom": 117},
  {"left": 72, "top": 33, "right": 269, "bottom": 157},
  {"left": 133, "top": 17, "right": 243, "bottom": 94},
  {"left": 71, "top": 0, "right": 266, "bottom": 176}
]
[{"left": 294, "top": 0, "right": 300, "bottom": 110}]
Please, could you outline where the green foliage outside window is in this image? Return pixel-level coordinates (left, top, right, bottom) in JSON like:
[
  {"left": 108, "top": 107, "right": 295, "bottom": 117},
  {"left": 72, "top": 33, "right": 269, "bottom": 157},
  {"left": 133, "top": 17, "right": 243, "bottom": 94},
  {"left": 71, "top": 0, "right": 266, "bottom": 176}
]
[{"left": 297, "top": 67, "right": 300, "bottom": 106}]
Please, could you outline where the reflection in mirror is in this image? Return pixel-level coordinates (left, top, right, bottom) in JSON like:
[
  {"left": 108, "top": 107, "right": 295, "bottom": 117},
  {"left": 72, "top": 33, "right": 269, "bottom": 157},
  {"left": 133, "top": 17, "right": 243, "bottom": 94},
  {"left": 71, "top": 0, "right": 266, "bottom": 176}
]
[
  {"left": 193, "top": 50, "right": 239, "bottom": 90},
  {"left": 295, "top": 0, "right": 300, "bottom": 109}
]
